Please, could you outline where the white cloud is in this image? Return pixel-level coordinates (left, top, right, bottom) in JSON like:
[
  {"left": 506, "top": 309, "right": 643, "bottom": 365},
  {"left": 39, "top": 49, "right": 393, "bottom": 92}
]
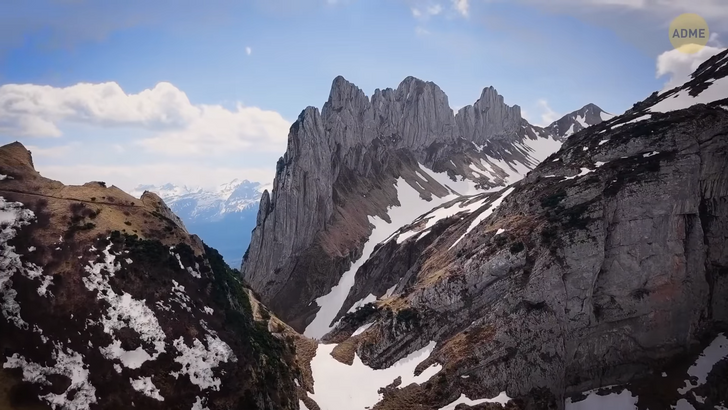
[
  {"left": 656, "top": 45, "right": 726, "bottom": 90},
  {"left": 535, "top": 99, "right": 560, "bottom": 126},
  {"left": 451, "top": 0, "right": 469, "bottom": 17},
  {"left": 245, "top": 46, "right": 252, "bottom": 56},
  {"left": 37, "top": 163, "right": 276, "bottom": 193},
  {"left": 0, "top": 81, "right": 291, "bottom": 156},
  {"left": 411, "top": 3, "right": 444, "bottom": 20}
]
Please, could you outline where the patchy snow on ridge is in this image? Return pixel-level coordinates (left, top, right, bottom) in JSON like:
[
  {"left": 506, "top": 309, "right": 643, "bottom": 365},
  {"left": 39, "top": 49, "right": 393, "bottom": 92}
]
[
  {"left": 1, "top": 196, "right": 54, "bottom": 329},
  {"left": 449, "top": 187, "right": 515, "bottom": 250},
  {"left": 438, "top": 392, "right": 512, "bottom": 410},
  {"left": 308, "top": 341, "right": 442, "bottom": 410},
  {"left": 170, "top": 334, "right": 237, "bottom": 391},
  {"left": 3, "top": 344, "right": 98, "bottom": 410},
  {"left": 82, "top": 244, "right": 167, "bottom": 369},
  {"left": 649, "top": 76, "right": 728, "bottom": 113},
  {"left": 392, "top": 195, "right": 492, "bottom": 244},
  {"left": 305, "top": 175, "right": 463, "bottom": 339}
]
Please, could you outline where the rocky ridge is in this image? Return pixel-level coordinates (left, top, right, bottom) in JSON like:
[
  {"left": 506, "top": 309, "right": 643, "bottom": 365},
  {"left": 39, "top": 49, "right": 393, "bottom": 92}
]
[
  {"left": 304, "top": 49, "right": 728, "bottom": 409},
  {"left": 241, "top": 75, "right": 611, "bottom": 334},
  {"left": 0, "top": 143, "right": 305, "bottom": 410}
]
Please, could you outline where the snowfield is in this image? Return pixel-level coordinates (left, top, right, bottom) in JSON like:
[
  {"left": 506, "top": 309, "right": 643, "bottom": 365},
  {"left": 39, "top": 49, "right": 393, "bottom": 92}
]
[{"left": 307, "top": 341, "right": 442, "bottom": 410}]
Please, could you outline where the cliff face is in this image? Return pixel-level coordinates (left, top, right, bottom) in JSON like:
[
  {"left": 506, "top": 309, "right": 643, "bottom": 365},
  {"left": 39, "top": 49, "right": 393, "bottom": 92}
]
[
  {"left": 0, "top": 143, "right": 303, "bottom": 410},
  {"left": 309, "top": 50, "right": 728, "bottom": 410},
  {"left": 242, "top": 75, "right": 609, "bottom": 334}
]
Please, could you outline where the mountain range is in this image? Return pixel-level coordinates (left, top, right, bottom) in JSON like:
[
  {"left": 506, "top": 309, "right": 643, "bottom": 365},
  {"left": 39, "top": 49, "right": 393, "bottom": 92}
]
[
  {"left": 1, "top": 49, "right": 727, "bottom": 410},
  {"left": 131, "top": 179, "right": 268, "bottom": 267}
]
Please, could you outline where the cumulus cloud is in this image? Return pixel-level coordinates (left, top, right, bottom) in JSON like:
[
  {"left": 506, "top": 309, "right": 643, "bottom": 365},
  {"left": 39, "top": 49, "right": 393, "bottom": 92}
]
[
  {"left": 0, "top": 81, "right": 291, "bottom": 156},
  {"left": 411, "top": 3, "right": 444, "bottom": 20},
  {"left": 245, "top": 46, "right": 252, "bottom": 55},
  {"left": 451, "top": 0, "right": 469, "bottom": 17},
  {"left": 656, "top": 45, "right": 726, "bottom": 90}
]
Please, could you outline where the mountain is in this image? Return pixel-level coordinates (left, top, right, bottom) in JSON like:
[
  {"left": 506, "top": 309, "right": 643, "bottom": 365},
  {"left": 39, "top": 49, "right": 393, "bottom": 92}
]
[
  {"left": 545, "top": 102, "right": 615, "bottom": 139},
  {"left": 243, "top": 50, "right": 728, "bottom": 409},
  {"left": 0, "top": 144, "right": 305, "bottom": 410},
  {"left": 132, "top": 179, "right": 267, "bottom": 267},
  {"left": 241, "top": 75, "right": 610, "bottom": 334}
]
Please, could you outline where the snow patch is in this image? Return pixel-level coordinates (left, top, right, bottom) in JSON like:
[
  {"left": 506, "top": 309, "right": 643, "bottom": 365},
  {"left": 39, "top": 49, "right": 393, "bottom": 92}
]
[
  {"left": 347, "top": 294, "right": 377, "bottom": 314},
  {"left": 310, "top": 341, "right": 442, "bottom": 410},
  {"left": 170, "top": 334, "right": 237, "bottom": 391},
  {"left": 1, "top": 197, "right": 55, "bottom": 328},
  {"left": 449, "top": 187, "right": 515, "bottom": 250},
  {"left": 191, "top": 396, "right": 210, "bottom": 410},
  {"left": 565, "top": 388, "right": 638, "bottom": 410},
  {"left": 678, "top": 333, "right": 728, "bottom": 394},
  {"left": 564, "top": 168, "right": 594, "bottom": 180},
  {"left": 439, "top": 392, "right": 512, "bottom": 410},
  {"left": 643, "top": 151, "right": 660, "bottom": 158},
  {"left": 83, "top": 243, "right": 167, "bottom": 369},
  {"left": 171, "top": 280, "right": 193, "bottom": 312},
  {"left": 130, "top": 376, "right": 164, "bottom": 401},
  {"left": 649, "top": 76, "right": 728, "bottom": 113},
  {"left": 305, "top": 175, "right": 462, "bottom": 339},
  {"left": 600, "top": 111, "right": 616, "bottom": 121},
  {"left": 352, "top": 323, "right": 373, "bottom": 336},
  {"left": 3, "top": 344, "right": 97, "bottom": 410}
]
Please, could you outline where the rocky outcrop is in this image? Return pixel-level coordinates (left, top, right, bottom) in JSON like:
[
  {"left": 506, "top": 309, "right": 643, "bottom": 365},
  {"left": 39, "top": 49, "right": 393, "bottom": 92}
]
[
  {"left": 322, "top": 50, "right": 728, "bottom": 409},
  {"left": 241, "top": 75, "right": 609, "bottom": 333},
  {"left": 0, "top": 143, "right": 302, "bottom": 410}
]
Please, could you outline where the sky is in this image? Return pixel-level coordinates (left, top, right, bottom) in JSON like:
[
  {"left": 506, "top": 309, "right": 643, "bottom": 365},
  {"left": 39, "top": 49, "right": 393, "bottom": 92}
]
[{"left": 0, "top": 0, "right": 725, "bottom": 191}]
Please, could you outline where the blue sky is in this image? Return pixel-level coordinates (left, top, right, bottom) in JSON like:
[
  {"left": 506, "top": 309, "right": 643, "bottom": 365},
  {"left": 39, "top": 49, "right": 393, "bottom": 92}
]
[{"left": 0, "top": 0, "right": 725, "bottom": 190}]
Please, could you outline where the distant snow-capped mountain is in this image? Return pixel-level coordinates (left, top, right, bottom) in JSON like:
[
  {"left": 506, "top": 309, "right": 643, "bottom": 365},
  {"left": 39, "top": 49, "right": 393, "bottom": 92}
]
[
  {"left": 132, "top": 179, "right": 268, "bottom": 222},
  {"left": 132, "top": 179, "right": 267, "bottom": 267},
  {"left": 545, "top": 103, "right": 616, "bottom": 139}
]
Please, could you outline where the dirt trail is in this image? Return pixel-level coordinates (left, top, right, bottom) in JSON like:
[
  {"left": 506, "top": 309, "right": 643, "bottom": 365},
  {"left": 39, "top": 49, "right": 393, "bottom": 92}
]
[{"left": 0, "top": 188, "right": 139, "bottom": 209}]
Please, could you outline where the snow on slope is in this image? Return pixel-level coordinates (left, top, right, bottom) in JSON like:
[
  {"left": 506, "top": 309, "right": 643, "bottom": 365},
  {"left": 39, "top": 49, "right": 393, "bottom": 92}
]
[
  {"left": 304, "top": 173, "right": 464, "bottom": 338},
  {"left": 649, "top": 75, "right": 728, "bottom": 113},
  {"left": 564, "top": 333, "right": 728, "bottom": 409},
  {"left": 565, "top": 389, "right": 638, "bottom": 410},
  {"left": 308, "top": 341, "right": 442, "bottom": 410},
  {"left": 449, "top": 187, "right": 515, "bottom": 250},
  {"left": 649, "top": 50, "right": 728, "bottom": 114},
  {"left": 305, "top": 133, "right": 566, "bottom": 339},
  {"left": 438, "top": 392, "right": 512, "bottom": 410}
]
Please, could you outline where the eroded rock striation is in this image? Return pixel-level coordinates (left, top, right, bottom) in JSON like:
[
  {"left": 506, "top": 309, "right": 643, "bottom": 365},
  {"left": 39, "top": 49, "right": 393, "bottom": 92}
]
[
  {"left": 242, "top": 75, "right": 609, "bottom": 332},
  {"left": 321, "top": 50, "right": 728, "bottom": 409}
]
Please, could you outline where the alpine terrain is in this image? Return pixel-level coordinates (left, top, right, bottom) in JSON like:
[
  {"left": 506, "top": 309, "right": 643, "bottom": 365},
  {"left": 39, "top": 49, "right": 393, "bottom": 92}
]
[
  {"left": 241, "top": 49, "right": 728, "bottom": 409},
  {"left": 0, "top": 144, "right": 306, "bottom": 410},
  {"left": 131, "top": 180, "right": 267, "bottom": 268},
  {"left": 1, "top": 49, "right": 727, "bottom": 410}
]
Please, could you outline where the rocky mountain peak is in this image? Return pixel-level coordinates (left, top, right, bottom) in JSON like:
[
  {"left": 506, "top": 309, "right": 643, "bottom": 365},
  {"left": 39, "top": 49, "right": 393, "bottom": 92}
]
[
  {"left": 0, "top": 141, "right": 37, "bottom": 175},
  {"left": 0, "top": 141, "right": 304, "bottom": 410},
  {"left": 242, "top": 74, "right": 608, "bottom": 333}
]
